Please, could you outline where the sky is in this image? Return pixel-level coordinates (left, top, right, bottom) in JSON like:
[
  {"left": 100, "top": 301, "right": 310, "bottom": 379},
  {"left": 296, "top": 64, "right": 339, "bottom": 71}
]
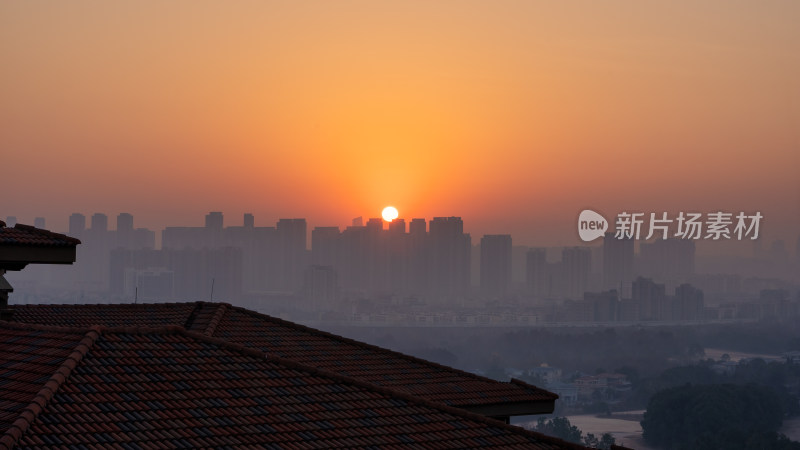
[{"left": 2, "top": 1, "right": 799, "bottom": 248}]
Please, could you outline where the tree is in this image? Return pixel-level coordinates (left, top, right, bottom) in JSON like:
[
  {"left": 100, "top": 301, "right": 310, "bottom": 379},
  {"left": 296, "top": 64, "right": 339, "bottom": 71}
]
[
  {"left": 642, "top": 383, "right": 793, "bottom": 449},
  {"left": 599, "top": 433, "right": 616, "bottom": 449},
  {"left": 534, "top": 417, "right": 582, "bottom": 444},
  {"left": 578, "top": 432, "right": 617, "bottom": 449}
]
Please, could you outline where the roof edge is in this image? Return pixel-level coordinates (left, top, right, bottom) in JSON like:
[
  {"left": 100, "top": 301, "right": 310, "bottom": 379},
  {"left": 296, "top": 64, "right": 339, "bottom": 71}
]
[
  {"left": 510, "top": 377, "right": 559, "bottom": 399},
  {"left": 174, "top": 324, "right": 579, "bottom": 449},
  {"left": 0, "top": 325, "right": 100, "bottom": 450},
  {"left": 0, "top": 321, "right": 585, "bottom": 449},
  {"left": 225, "top": 304, "right": 559, "bottom": 400},
  {"left": 9, "top": 224, "right": 81, "bottom": 246}
]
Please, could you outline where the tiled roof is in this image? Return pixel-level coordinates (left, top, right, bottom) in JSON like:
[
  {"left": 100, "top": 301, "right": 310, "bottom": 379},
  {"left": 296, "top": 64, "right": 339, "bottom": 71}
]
[
  {"left": 0, "top": 225, "right": 80, "bottom": 248},
  {"left": 213, "top": 306, "right": 559, "bottom": 408},
  {"left": 9, "top": 302, "right": 558, "bottom": 411},
  {"left": 9, "top": 303, "right": 202, "bottom": 331},
  {"left": 0, "top": 324, "right": 94, "bottom": 436},
  {"left": 0, "top": 321, "right": 588, "bottom": 449}
]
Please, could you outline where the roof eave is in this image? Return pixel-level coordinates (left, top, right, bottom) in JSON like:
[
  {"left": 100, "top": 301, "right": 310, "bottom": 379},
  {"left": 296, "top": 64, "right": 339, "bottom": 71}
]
[
  {"left": 458, "top": 398, "right": 556, "bottom": 418},
  {"left": 0, "top": 246, "right": 77, "bottom": 270}
]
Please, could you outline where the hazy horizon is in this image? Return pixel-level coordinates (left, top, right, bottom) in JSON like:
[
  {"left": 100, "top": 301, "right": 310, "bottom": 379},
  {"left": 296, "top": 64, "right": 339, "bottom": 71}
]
[{"left": 2, "top": 1, "right": 799, "bottom": 248}]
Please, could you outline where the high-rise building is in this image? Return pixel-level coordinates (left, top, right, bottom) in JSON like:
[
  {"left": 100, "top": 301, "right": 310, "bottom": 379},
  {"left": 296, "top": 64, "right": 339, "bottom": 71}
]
[
  {"left": 277, "top": 219, "right": 307, "bottom": 291},
  {"left": 338, "top": 225, "right": 369, "bottom": 291},
  {"left": 243, "top": 213, "right": 254, "bottom": 228},
  {"left": 585, "top": 290, "right": 619, "bottom": 322},
  {"left": 116, "top": 213, "right": 135, "bottom": 249},
  {"left": 388, "top": 218, "right": 406, "bottom": 234},
  {"left": 603, "top": 232, "right": 634, "bottom": 297},
  {"left": 117, "top": 213, "right": 134, "bottom": 233},
  {"left": 90, "top": 213, "right": 108, "bottom": 232},
  {"left": 480, "top": 235, "right": 512, "bottom": 298},
  {"left": 205, "top": 212, "right": 224, "bottom": 230},
  {"left": 68, "top": 213, "right": 86, "bottom": 238},
  {"left": 428, "top": 217, "right": 471, "bottom": 302},
  {"left": 526, "top": 248, "right": 549, "bottom": 298},
  {"left": 409, "top": 218, "right": 426, "bottom": 235},
  {"left": 34, "top": 217, "right": 46, "bottom": 229},
  {"left": 672, "top": 283, "right": 704, "bottom": 321},
  {"left": 408, "top": 219, "right": 428, "bottom": 295},
  {"left": 562, "top": 247, "right": 591, "bottom": 300},
  {"left": 304, "top": 265, "right": 338, "bottom": 309},
  {"left": 311, "top": 227, "right": 340, "bottom": 266},
  {"left": 795, "top": 235, "right": 800, "bottom": 264},
  {"left": 366, "top": 218, "right": 383, "bottom": 232},
  {"left": 638, "top": 239, "right": 695, "bottom": 288},
  {"left": 632, "top": 277, "right": 666, "bottom": 321}
]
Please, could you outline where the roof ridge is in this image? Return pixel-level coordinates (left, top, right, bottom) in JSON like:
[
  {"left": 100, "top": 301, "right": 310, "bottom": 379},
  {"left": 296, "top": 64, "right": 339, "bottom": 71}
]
[
  {"left": 182, "top": 301, "right": 205, "bottom": 330},
  {"left": 203, "top": 302, "right": 228, "bottom": 336},
  {"left": 0, "top": 326, "right": 101, "bottom": 450},
  {"left": 9, "top": 301, "right": 201, "bottom": 311},
  {"left": 225, "top": 305, "right": 557, "bottom": 399},
  {"left": 86, "top": 323, "right": 586, "bottom": 449}
]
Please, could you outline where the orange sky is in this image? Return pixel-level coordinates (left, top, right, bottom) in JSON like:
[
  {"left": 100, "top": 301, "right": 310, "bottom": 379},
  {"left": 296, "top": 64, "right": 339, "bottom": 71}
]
[{"left": 2, "top": 1, "right": 798, "bottom": 247}]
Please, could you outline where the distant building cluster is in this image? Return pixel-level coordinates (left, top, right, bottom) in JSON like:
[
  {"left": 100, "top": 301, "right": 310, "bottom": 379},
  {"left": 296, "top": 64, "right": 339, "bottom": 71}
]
[{"left": 6, "top": 212, "right": 800, "bottom": 326}]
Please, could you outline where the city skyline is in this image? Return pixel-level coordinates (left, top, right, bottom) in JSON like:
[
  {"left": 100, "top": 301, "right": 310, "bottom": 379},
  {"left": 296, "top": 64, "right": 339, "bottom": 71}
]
[
  {"left": 4, "top": 208, "right": 794, "bottom": 258},
  {"left": 5, "top": 208, "right": 797, "bottom": 328}
]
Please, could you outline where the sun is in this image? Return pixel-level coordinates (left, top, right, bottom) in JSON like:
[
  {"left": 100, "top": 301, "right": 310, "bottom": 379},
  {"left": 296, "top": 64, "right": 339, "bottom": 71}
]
[{"left": 381, "top": 206, "right": 399, "bottom": 222}]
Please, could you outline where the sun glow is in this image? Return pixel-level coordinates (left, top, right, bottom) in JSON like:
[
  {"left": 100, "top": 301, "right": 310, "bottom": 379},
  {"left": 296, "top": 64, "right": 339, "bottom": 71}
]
[{"left": 382, "top": 206, "right": 399, "bottom": 222}]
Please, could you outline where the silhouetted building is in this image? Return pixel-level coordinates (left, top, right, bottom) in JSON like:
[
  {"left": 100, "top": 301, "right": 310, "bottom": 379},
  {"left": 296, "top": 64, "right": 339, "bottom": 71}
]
[
  {"left": 526, "top": 248, "right": 549, "bottom": 298},
  {"left": 408, "top": 218, "right": 429, "bottom": 295},
  {"left": 672, "top": 283, "right": 704, "bottom": 321},
  {"left": 304, "top": 265, "right": 337, "bottom": 308},
  {"left": 562, "top": 247, "right": 591, "bottom": 300},
  {"left": 585, "top": 289, "right": 619, "bottom": 322},
  {"left": 632, "top": 276, "right": 666, "bottom": 321},
  {"left": 480, "top": 235, "right": 512, "bottom": 298},
  {"left": 124, "top": 267, "right": 174, "bottom": 300},
  {"left": 90, "top": 213, "right": 108, "bottom": 233},
  {"left": 205, "top": 211, "right": 224, "bottom": 230},
  {"left": 68, "top": 213, "right": 86, "bottom": 238},
  {"left": 277, "top": 218, "right": 308, "bottom": 292},
  {"left": 638, "top": 238, "right": 695, "bottom": 289},
  {"left": 388, "top": 218, "right": 406, "bottom": 234},
  {"left": 311, "top": 227, "right": 340, "bottom": 266},
  {"left": 603, "top": 232, "right": 634, "bottom": 297},
  {"left": 428, "top": 217, "right": 471, "bottom": 303},
  {"left": 117, "top": 213, "right": 134, "bottom": 233},
  {"left": 110, "top": 247, "right": 242, "bottom": 301}
]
